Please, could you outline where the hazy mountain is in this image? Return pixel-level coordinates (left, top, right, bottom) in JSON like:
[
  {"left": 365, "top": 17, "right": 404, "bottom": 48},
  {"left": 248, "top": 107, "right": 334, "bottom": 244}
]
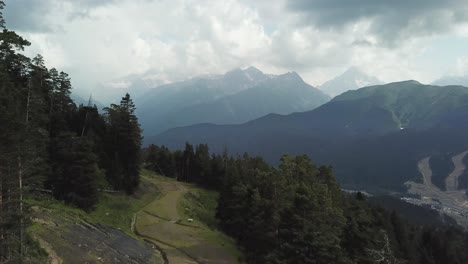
[
  {"left": 319, "top": 67, "right": 382, "bottom": 97},
  {"left": 92, "top": 76, "right": 164, "bottom": 105},
  {"left": 137, "top": 67, "right": 329, "bottom": 137},
  {"left": 162, "top": 71, "right": 329, "bottom": 127},
  {"left": 150, "top": 81, "right": 468, "bottom": 191},
  {"left": 432, "top": 75, "right": 468, "bottom": 87},
  {"left": 71, "top": 92, "right": 105, "bottom": 111}
]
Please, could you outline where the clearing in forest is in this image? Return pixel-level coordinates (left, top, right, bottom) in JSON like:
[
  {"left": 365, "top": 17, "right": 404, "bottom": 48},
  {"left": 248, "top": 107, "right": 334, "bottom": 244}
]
[{"left": 135, "top": 174, "right": 241, "bottom": 264}]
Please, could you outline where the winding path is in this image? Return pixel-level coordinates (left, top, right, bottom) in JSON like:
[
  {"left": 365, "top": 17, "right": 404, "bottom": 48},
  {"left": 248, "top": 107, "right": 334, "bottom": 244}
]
[{"left": 134, "top": 176, "right": 238, "bottom": 264}]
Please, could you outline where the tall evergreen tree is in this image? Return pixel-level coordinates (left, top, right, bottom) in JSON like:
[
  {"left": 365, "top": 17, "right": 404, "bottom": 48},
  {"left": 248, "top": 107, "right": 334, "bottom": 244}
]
[
  {"left": 182, "top": 143, "right": 195, "bottom": 182},
  {"left": 104, "top": 93, "right": 142, "bottom": 194},
  {"left": 50, "top": 134, "right": 99, "bottom": 211}
]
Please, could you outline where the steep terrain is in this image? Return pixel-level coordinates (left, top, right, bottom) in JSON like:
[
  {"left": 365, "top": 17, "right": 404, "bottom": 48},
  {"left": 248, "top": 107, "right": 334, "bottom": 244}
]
[
  {"left": 29, "top": 171, "right": 240, "bottom": 264},
  {"left": 137, "top": 67, "right": 329, "bottom": 137},
  {"left": 319, "top": 66, "right": 382, "bottom": 97},
  {"left": 29, "top": 173, "right": 164, "bottom": 263},
  {"left": 163, "top": 72, "right": 329, "bottom": 126},
  {"left": 150, "top": 81, "right": 468, "bottom": 191}
]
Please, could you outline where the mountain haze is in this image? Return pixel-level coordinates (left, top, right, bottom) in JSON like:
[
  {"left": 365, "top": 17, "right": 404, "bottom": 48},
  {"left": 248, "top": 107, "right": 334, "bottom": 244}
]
[
  {"left": 151, "top": 81, "right": 468, "bottom": 190},
  {"left": 432, "top": 75, "right": 468, "bottom": 87},
  {"left": 137, "top": 67, "right": 330, "bottom": 137},
  {"left": 164, "top": 71, "right": 329, "bottom": 126},
  {"left": 319, "top": 67, "right": 382, "bottom": 97}
]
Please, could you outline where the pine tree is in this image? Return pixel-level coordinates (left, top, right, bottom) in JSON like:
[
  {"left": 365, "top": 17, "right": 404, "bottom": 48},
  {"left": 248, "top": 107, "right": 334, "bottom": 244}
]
[
  {"left": 182, "top": 143, "right": 195, "bottom": 182},
  {"left": 51, "top": 134, "right": 99, "bottom": 211},
  {"left": 194, "top": 144, "right": 211, "bottom": 184},
  {"left": 104, "top": 93, "right": 142, "bottom": 194}
]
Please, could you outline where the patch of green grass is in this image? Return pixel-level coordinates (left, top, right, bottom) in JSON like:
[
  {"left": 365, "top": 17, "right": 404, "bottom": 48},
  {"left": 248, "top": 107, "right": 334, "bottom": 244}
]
[
  {"left": 27, "top": 222, "right": 46, "bottom": 234},
  {"left": 178, "top": 188, "right": 242, "bottom": 258},
  {"left": 179, "top": 188, "right": 219, "bottom": 229},
  {"left": 27, "top": 170, "right": 161, "bottom": 237}
]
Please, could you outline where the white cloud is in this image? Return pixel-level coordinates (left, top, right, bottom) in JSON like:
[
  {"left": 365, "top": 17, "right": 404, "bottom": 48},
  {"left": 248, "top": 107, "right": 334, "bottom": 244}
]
[
  {"left": 7, "top": 0, "right": 468, "bottom": 98},
  {"left": 454, "top": 57, "right": 468, "bottom": 76}
]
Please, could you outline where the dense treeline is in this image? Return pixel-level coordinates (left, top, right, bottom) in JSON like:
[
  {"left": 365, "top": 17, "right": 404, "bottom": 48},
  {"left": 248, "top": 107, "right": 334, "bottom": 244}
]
[
  {"left": 144, "top": 143, "right": 468, "bottom": 264},
  {"left": 144, "top": 143, "right": 224, "bottom": 188},
  {"left": 0, "top": 3, "right": 142, "bottom": 262}
]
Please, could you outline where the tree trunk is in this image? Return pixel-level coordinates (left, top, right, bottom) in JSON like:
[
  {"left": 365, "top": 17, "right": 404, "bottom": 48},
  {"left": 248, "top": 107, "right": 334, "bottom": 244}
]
[
  {"left": 81, "top": 109, "right": 89, "bottom": 137},
  {"left": 25, "top": 80, "right": 31, "bottom": 125},
  {"left": 18, "top": 155, "right": 23, "bottom": 258}
]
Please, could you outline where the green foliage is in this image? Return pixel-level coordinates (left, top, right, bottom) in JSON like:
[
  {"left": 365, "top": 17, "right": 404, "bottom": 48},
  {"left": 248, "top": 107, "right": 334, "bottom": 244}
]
[
  {"left": 181, "top": 189, "right": 220, "bottom": 229},
  {"left": 50, "top": 134, "right": 99, "bottom": 211},
  {"left": 151, "top": 80, "right": 468, "bottom": 193},
  {"left": 0, "top": 4, "right": 143, "bottom": 260},
  {"left": 143, "top": 144, "right": 176, "bottom": 177},
  {"left": 103, "top": 93, "right": 142, "bottom": 194},
  {"left": 147, "top": 142, "right": 468, "bottom": 264}
]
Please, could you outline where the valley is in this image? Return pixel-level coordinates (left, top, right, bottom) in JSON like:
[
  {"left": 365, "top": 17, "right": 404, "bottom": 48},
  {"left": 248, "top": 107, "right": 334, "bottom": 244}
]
[
  {"left": 5, "top": 0, "right": 468, "bottom": 263},
  {"left": 404, "top": 152, "right": 468, "bottom": 227}
]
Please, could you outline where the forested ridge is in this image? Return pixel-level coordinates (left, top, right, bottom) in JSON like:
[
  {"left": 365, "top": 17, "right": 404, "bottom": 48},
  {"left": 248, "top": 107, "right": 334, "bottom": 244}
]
[
  {"left": 0, "top": 2, "right": 142, "bottom": 261},
  {"left": 144, "top": 143, "right": 468, "bottom": 264}
]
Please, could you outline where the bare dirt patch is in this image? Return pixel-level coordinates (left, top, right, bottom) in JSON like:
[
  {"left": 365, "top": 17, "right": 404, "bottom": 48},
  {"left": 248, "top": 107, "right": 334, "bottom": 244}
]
[
  {"left": 406, "top": 155, "right": 468, "bottom": 226},
  {"left": 445, "top": 151, "right": 468, "bottom": 191}
]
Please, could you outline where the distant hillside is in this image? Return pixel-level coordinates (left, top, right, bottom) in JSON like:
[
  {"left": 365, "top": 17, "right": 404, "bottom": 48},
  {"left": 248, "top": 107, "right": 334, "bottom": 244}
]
[
  {"left": 319, "top": 67, "right": 382, "bottom": 97},
  {"left": 71, "top": 92, "right": 105, "bottom": 111},
  {"left": 432, "top": 75, "right": 468, "bottom": 87},
  {"left": 162, "top": 71, "right": 329, "bottom": 126},
  {"left": 150, "top": 81, "right": 468, "bottom": 191},
  {"left": 89, "top": 74, "right": 164, "bottom": 105},
  {"left": 333, "top": 80, "right": 468, "bottom": 129},
  {"left": 137, "top": 67, "right": 329, "bottom": 137}
]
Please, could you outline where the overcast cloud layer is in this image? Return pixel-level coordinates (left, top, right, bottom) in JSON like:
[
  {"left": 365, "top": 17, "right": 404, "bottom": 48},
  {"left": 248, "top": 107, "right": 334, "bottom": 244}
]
[{"left": 5, "top": 0, "right": 468, "bottom": 98}]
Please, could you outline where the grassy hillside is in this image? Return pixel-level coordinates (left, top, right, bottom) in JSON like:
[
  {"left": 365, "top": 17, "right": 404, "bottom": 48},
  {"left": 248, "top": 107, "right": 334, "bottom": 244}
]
[
  {"left": 134, "top": 174, "right": 241, "bottom": 264},
  {"left": 28, "top": 170, "right": 241, "bottom": 263},
  {"left": 333, "top": 81, "right": 468, "bottom": 128}
]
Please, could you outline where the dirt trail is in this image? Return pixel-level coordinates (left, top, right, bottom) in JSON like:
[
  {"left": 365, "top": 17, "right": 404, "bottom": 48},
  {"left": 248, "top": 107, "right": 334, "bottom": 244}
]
[
  {"left": 445, "top": 151, "right": 468, "bottom": 191},
  {"left": 134, "top": 176, "right": 239, "bottom": 264},
  {"left": 35, "top": 236, "right": 63, "bottom": 264}
]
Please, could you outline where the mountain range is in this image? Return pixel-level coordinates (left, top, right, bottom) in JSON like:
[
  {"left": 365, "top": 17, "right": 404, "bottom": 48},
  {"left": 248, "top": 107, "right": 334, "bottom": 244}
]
[
  {"left": 150, "top": 81, "right": 468, "bottom": 191},
  {"left": 136, "top": 67, "right": 330, "bottom": 137},
  {"left": 319, "top": 66, "right": 382, "bottom": 97},
  {"left": 432, "top": 75, "right": 468, "bottom": 87}
]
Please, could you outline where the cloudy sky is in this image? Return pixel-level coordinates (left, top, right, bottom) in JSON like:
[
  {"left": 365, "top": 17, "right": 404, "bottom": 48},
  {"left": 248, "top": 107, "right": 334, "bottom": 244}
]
[{"left": 5, "top": 0, "right": 468, "bottom": 98}]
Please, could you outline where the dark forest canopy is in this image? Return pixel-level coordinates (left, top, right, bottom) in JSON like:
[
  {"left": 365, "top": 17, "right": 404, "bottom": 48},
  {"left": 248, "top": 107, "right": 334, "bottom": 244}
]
[
  {"left": 2, "top": 1, "right": 468, "bottom": 263},
  {"left": 144, "top": 143, "right": 468, "bottom": 264},
  {"left": 0, "top": 2, "right": 142, "bottom": 261}
]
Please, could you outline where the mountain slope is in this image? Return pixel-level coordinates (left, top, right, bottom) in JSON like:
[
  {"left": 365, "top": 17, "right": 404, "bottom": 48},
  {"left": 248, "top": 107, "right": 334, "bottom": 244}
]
[
  {"left": 162, "top": 72, "right": 330, "bottom": 126},
  {"left": 150, "top": 81, "right": 468, "bottom": 191},
  {"left": 30, "top": 171, "right": 240, "bottom": 264},
  {"left": 432, "top": 75, "right": 468, "bottom": 87},
  {"left": 320, "top": 67, "right": 382, "bottom": 97},
  {"left": 333, "top": 80, "right": 468, "bottom": 129},
  {"left": 138, "top": 67, "right": 329, "bottom": 136},
  {"left": 71, "top": 92, "right": 106, "bottom": 111}
]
